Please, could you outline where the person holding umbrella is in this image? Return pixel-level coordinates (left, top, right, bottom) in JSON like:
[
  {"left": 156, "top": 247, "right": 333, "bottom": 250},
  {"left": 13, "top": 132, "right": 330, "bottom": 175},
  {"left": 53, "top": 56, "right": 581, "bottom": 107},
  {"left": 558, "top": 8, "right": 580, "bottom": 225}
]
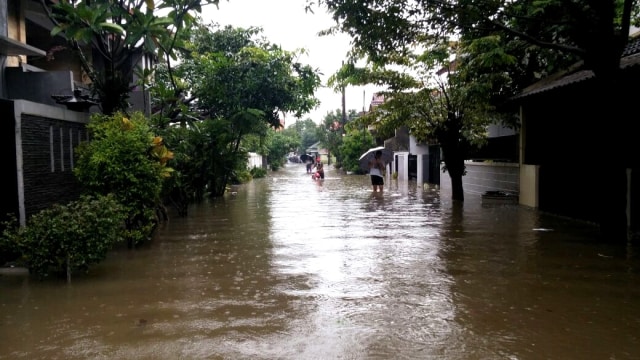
[{"left": 368, "top": 150, "right": 386, "bottom": 193}]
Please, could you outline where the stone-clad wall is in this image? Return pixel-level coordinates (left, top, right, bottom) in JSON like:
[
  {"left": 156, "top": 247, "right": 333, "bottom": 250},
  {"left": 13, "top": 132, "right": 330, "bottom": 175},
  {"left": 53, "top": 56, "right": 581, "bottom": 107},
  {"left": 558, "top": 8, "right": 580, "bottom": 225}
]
[
  {"left": 20, "top": 114, "right": 88, "bottom": 218},
  {"left": 10, "top": 100, "right": 89, "bottom": 224}
]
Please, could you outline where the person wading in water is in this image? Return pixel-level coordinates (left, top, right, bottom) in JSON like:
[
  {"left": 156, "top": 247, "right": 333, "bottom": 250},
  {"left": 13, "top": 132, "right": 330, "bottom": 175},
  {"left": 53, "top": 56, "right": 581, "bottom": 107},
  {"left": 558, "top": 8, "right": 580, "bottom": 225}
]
[{"left": 368, "top": 150, "right": 385, "bottom": 192}]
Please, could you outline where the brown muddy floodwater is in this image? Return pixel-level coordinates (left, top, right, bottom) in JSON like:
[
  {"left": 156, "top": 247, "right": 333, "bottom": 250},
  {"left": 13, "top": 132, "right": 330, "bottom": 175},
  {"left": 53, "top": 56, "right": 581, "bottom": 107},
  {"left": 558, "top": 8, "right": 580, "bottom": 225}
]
[{"left": 1, "top": 162, "right": 640, "bottom": 360}]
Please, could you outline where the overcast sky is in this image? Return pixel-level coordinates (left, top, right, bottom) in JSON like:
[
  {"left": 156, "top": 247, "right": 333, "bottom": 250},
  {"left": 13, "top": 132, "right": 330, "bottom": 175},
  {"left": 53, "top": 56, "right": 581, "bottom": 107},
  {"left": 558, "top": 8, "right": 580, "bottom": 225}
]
[{"left": 200, "top": 0, "right": 385, "bottom": 126}]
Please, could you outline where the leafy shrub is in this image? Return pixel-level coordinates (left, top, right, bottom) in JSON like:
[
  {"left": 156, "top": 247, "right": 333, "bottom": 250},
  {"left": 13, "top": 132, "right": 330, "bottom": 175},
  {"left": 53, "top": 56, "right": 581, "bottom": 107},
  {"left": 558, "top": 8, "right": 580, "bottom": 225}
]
[
  {"left": 250, "top": 166, "right": 267, "bottom": 178},
  {"left": 340, "top": 129, "right": 375, "bottom": 174},
  {"left": 231, "top": 169, "right": 253, "bottom": 184},
  {"left": 0, "top": 215, "right": 21, "bottom": 266},
  {"left": 74, "top": 112, "right": 172, "bottom": 246},
  {"left": 1, "top": 194, "right": 126, "bottom": 281}
]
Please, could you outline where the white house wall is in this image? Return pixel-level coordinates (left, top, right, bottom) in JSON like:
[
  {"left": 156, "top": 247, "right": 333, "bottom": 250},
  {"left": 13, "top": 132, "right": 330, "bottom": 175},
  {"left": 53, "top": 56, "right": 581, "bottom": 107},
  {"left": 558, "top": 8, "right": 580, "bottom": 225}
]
[{"left": 395, "top": 152, "right": 409, "bottom": 180}]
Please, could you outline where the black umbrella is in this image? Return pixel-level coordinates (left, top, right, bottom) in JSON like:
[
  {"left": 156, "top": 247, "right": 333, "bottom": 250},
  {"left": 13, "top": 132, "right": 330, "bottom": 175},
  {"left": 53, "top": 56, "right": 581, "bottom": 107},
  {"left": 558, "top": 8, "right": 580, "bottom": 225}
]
[{"left": 300, "top": 154, "right": 314, "bottom": 163}]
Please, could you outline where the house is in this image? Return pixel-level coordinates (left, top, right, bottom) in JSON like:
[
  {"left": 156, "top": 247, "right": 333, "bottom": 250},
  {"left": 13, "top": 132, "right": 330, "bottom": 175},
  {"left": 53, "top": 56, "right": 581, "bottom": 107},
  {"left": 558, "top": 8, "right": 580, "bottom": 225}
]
[
  {"left": 306, "top": 141, "right": 329, "bottom": 163},
  {"left": 366, "top": 93, "right": 444, "bottom": 187},
  {"left": 1, "top": 0, "right": 151, "bottom": 226},
  {"left": 1, "top": 0, "right": 89, "bottom": 227},
  {"left": 423, "top": 31, "right": 639, "bottom": 236},
  {"left": 511, "top": 36, "right": 640, "bottom": 235}
]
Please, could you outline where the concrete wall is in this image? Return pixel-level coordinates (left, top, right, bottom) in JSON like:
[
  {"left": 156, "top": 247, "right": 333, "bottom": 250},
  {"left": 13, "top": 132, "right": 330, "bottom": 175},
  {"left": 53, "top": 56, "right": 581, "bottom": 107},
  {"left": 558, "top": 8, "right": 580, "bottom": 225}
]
[
  {"left": 519, "top": 164, "right": 539, "bottom": 207},
  {"left": 395, "top": 152, "right": 409, "bottom": 180},
  {"left": 5, "top": 68, "right": 75, "bottom": 107},
  {"left": 439, "top": 161, "right": 519, "bottom": 196},
  {"left": 247, "top": 152, "right": 263, "bottom": 169}
]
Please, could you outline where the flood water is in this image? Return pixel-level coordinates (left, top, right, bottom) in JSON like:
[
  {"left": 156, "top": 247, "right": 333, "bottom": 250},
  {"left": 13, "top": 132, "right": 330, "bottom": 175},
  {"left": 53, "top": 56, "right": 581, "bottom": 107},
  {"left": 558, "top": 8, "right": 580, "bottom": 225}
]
[{"left": 2, "top": 162, "right": 640, "bottom": 360}]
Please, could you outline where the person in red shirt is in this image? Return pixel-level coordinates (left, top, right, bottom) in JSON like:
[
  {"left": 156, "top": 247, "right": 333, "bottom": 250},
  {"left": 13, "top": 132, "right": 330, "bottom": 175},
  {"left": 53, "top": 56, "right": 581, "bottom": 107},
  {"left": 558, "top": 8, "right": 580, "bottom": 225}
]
[{"left": 312, "top": 160, "right": 324, "bottom": 180}]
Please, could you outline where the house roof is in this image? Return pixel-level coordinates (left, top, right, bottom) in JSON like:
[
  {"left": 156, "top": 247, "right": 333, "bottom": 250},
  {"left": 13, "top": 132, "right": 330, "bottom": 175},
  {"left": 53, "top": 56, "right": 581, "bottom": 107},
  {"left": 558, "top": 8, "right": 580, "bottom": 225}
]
[
  {"left": 512, "top": 37, "right": 640, "bottom": 100},
  {"left": 306, "top": 141, "right": 329, "bottom": 155},
  {"left": 306, "top": 141, "right": 320, "bottom": 152},
  {"left": 369, "top": 93, "right": 385, "bottom": 110}
]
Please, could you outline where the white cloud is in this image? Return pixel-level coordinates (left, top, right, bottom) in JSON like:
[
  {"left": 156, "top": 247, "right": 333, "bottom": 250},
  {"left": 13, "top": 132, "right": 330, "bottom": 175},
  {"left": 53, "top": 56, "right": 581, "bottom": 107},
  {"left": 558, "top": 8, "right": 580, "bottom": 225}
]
[{"left": 201, "top": 0, "right": 385, "bottom": 125}]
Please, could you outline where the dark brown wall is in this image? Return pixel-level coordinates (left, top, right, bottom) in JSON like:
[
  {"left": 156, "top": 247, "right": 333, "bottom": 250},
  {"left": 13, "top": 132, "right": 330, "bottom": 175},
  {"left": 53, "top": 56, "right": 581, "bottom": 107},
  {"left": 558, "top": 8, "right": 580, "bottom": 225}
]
[{"left": 520, "top": 68, "right": 640, "bottom": 228}]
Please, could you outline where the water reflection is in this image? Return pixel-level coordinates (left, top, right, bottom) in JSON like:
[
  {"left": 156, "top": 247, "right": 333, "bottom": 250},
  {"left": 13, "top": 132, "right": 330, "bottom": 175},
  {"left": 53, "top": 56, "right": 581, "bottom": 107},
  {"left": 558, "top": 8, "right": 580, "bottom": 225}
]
[{"left": 1, "top": 162, "right": 640, "bottom": 359}]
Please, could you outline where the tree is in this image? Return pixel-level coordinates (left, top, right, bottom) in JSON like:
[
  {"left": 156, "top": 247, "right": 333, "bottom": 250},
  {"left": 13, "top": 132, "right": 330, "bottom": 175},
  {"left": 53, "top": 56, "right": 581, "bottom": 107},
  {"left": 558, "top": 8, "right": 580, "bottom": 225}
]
[
  {"left": 317, "top": 108, "right": 359, "bottom": 168},
  {"left": 309, "top": 0, "right": 639, "bottom": 240},
  {"left": 289, "top": 118, "right": 320, "bottom": 155},
  {"left": 274, "top": 124, "right": 303, "bottom": 157},
  {"left": 177, "top": 23, "right": 321, "bottom": 127},
  {"left": 340, "top": 123, "right": 376, "bottom": 174},
  {"left": 152, "top": 23, "right": 322, "bottom": 206},
  {"left": 325, "top": 28, "right": 524, "bottom": 202},
  {"left": 45, "top": 0, "right": 219, "bottom": 115},
  {"left": 265, "top": 129, "right": 300, "bottom": 171}
]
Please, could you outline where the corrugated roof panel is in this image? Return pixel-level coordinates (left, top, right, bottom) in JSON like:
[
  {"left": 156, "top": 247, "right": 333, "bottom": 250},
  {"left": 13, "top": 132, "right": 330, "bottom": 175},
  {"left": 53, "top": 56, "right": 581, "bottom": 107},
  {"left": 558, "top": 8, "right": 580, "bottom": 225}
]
[{"left": 513, "top": 39, "right": 640, "bottom": 100}]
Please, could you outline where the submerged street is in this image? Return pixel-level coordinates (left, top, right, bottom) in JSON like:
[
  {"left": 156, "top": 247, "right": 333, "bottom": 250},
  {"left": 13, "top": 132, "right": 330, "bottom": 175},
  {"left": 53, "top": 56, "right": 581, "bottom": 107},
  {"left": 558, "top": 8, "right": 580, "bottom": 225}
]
[{"left": 1, "top": 162, "right": 640, "bottom": 359}]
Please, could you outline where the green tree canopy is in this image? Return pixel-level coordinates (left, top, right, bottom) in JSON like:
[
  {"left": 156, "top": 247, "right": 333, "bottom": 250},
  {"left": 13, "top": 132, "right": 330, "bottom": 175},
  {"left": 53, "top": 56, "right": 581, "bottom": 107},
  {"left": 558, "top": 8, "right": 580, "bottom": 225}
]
[{"left": 151, "top": 23, "right": 323, "bottom": 207}]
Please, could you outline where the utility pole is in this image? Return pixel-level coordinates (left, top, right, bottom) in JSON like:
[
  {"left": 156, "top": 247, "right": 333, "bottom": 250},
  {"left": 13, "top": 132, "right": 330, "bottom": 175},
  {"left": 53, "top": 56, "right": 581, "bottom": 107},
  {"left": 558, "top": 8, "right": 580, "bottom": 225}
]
[{"left": 341, "top": 61, "right": 346, "bottom": 136}]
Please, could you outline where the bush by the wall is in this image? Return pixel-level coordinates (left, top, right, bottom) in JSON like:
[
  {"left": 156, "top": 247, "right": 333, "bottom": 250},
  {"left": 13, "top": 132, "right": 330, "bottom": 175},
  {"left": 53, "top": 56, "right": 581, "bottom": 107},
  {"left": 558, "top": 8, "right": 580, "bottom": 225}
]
[
  {"left": 74, "top": 112, "right": 172, "bottom": 247},
  {"left": 249, "top": 166, "right": 267, "bottom": 179},
  {"left": 0, "top": 194, "right": 126, "bottom": 282}
]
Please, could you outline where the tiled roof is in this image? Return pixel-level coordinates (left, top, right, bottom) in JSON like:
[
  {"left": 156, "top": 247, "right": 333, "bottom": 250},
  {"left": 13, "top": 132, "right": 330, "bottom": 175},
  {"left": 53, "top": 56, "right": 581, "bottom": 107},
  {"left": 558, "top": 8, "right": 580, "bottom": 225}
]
[{"left": 372, "top": 94, "right": 385, "bottom": 104}]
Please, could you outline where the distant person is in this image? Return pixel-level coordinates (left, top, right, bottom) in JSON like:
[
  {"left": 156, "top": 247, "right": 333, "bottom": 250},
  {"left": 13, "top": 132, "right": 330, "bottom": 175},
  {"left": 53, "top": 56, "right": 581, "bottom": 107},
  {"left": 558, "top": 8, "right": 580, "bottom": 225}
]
[
  {"left": 314, "top": 160, "right": 325, "bottom": 180},
  {"left": 305, "top": 158, "right": 313, "bottom": 173},
  {"left": 368, "top": 150, "right": 385, "bottom": 192}
]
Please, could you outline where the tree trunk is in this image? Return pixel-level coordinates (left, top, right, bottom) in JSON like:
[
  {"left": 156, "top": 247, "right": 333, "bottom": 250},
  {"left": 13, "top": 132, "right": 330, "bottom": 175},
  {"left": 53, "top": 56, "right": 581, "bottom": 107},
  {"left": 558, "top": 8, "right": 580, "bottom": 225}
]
[
  {"left": 442, "top": 145, "right": 465, "bottom": 202},
  {"left": 585, "top": 1, "right": 629, "bottom": 242},
  {"left": 449, "top": 171, "right": 465, "bottom": 202},
  {"left": 66, "top": 253, "right": 71, "bottom": 284}
]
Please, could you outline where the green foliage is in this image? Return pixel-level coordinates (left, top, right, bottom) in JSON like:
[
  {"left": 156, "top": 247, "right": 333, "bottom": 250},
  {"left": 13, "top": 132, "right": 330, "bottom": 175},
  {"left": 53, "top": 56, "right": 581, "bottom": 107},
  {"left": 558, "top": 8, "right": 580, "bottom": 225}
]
[
  {"left": 242, "top": 132, "right": 269, "bottom": 155},
  {"left": 1, "top": 194, "right": 126, "bottom": 281},
  {"left": 340, "top": 127, "right": 375, "bottom": 174},
  {"left": 180, "top": 23, "right": 321, "bottom": 128},
  {"left": 285, "top": 118, "right": 318, "bottom": 155},
  {"left": 250, "top": 166, "right": 268, "bottom": 178},
  {"left": 316, "top": 108, "right": 359, "bottom": 168},
  {"left": 313, "top": 0, "right": 638, "bottom": 69},
  {"left": 0, "top": 215, "right": 21, "bottom": 266},
  {"left": 154, "top": 120, "right": 212, "bottom": 215},
  {"left": 74, "top": 112, "right": 171, "bottom": 246},
  {"left": 149, "top": 24, "right": 323, "bottom": 209},
  {"left": 265, "top": 129, "right": 298, "bottom": 171},
  {"left": 231, "top": 169, "right": 253, "bottom": 184}
]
